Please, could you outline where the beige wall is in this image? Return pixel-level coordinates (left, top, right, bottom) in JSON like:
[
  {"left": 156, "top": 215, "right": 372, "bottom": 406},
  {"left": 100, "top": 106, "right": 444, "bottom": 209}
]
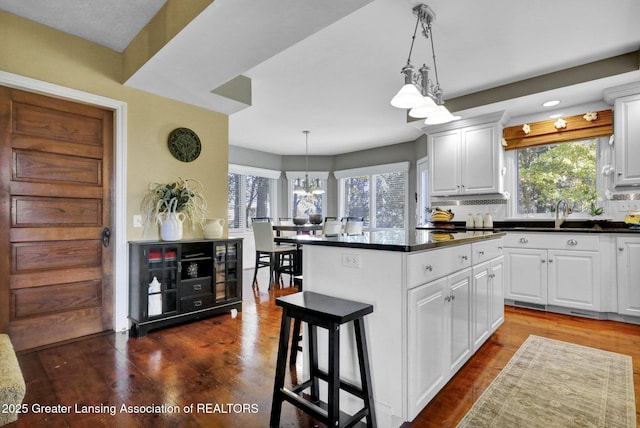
[{"left": 0, "top": 10, "right": 229, "bottom": 241}]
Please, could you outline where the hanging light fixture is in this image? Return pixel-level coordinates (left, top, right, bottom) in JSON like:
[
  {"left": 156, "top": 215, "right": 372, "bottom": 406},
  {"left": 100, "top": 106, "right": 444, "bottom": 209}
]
[
  {"left": 294, "top": 131, "right": 325, "bottom": 196},
  {"left": 390, "top": 4, "right": 460, "bottom": 124}
]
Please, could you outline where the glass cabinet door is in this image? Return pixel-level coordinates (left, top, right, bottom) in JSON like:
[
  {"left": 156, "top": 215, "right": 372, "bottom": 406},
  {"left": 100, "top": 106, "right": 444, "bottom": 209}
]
[
  {"left": 214, "top": 241, "right": 240, "bottom": 302},
  {"left": 145, "top": 245, "right": 179, "bottom": 318}
]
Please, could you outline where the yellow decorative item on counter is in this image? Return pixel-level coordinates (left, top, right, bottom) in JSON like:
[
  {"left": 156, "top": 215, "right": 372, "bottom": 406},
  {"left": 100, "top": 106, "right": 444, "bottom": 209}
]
[
  {"left": 428, "top": 207, "right": 454, "bottom": 222},
  {"left": 624, "top": 210, "right": 640, "bottom": 227}
]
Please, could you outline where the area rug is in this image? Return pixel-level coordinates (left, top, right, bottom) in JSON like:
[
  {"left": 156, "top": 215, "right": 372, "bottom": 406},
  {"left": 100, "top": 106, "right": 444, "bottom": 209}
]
[{"left": 456, "top": 335, "right": 636, "bottom": 427}]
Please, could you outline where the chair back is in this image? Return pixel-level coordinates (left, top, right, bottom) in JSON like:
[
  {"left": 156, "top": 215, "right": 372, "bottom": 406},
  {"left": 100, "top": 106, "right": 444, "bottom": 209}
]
[
  {"left": 278, "top": 218, "right": 296, "bottom": 237},
  {"left": 323, "top": 220, "right": 343, "bottom": 236},
  {"left": 252, "top": 217, "right": 272, "bottom": 223},
  {"left": 252, "top": 221, "right": 276, "bottom": 252},
  {"left": 344, "top": 219, "right": 364, "bottom": 235}
]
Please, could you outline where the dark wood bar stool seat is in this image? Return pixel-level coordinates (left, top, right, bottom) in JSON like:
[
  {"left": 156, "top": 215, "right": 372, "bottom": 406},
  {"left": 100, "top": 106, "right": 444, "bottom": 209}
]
[{"left": 270, "top": 291, "right": 377, "bottom": 428}]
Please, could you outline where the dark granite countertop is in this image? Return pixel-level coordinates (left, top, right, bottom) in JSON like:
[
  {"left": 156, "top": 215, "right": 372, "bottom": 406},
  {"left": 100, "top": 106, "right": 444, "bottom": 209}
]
[
  {"left": 275, "top": 230, "right": 505, "bottom": 252},
  {"left": 417, "top": 220, "right": 640, "bottom": 234}
]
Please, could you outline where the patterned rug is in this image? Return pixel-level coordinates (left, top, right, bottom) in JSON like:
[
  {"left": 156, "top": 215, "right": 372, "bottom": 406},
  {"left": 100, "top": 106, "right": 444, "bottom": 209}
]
[{"left": 457, "top": 335, "right": 636, "bottom": 427}]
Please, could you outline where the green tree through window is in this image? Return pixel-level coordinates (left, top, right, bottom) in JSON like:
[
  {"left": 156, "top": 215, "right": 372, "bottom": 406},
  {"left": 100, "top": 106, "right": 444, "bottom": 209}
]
[{"left": 517, "top": 139, "right": 596, "bottom": 215}]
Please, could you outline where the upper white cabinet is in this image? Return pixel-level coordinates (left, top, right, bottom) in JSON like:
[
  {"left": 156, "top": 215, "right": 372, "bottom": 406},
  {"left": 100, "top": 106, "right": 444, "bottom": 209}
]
[
  {"left": 614, "top": 93, "right": 640, "bottom": 187},
  {"left": 427, "top": 113, "right": 505, "bottom": 196}
]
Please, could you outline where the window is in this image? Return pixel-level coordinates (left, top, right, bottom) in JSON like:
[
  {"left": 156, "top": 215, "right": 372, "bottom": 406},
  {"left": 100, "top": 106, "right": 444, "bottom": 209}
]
[
  {"left": 336, "top": 162, "right": 409, "bottom": 229},
  {"left": 228, "top": 165, "right": 280, "bottom": 230},
  {"left": 285, "top": 172, "right": 328, "bottom": 218},
  {"left": 516, "top": 139, "right": 597, "bottom": 215}
]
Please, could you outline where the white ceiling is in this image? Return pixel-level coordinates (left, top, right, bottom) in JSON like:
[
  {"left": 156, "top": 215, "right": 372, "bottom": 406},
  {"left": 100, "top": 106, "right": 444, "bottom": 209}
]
[{"left": 2, "top": 0, "right": 640, "bottom": 155}]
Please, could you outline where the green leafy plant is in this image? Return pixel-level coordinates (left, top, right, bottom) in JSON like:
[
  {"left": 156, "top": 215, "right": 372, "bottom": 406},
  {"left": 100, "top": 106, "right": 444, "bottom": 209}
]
[
  {"left": 588, "top": 201, "right": 604, "bottom": 216},
  {"left": 141, "top": 177, "right": 207, "bottom": 233}
]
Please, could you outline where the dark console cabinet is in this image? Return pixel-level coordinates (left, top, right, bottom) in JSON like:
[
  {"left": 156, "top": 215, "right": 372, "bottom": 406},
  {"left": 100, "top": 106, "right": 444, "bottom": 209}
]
[{"left": 128, "top": 238, "right": 242, "bottom": 337}]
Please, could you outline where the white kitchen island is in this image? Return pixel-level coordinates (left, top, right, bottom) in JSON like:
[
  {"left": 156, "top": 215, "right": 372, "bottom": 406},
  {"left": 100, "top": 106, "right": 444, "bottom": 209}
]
[{"left": 277, "top": 230, "right": 505, "bottom": 427}]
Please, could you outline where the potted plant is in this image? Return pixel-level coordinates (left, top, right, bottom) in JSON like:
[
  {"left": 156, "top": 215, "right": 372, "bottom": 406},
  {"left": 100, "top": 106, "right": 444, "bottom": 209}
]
[{"left": 141, "top": 177, "right": 208, "bottom": 240}]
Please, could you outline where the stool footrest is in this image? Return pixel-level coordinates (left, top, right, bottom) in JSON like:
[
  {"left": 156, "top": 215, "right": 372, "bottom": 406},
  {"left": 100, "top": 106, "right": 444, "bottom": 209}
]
[
  {"left": 316, "top": 368, "right": 367, "bottom": 401},
  {"left": 279, "top": 387, "right": 369, "bottom": 428}
]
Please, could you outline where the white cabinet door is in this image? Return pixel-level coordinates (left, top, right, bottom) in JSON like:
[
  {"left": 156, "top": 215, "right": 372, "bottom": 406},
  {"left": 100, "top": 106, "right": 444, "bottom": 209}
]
[
  {"left": 614, "top": 94, "right": 640, "bottom": 187},
  {"left": 429, "top": 130, "right": 460, "bottom": 196},
  {"left": 461, "top": 123, "right": 501, "bottom": 194},
  {"left": 489, "top": 257, "right": 504, "bottom": 332},
  {"left": 504, "top": 248, "right": 547, "bottom": 304},
  {"left": 472, "top": 262, "right": 491, "bottom": 350},
  {"left": 547, "top": 250, "right": 600, "bottom": 311},
  {"left": 407, "top": 276, "right": 447, "bottom": 419},
  {"left": 448, "top": 268, "right": 472, "bottom": 374},
  {"left": 616, "top": 237, "right": 640, "bottom": 316}
]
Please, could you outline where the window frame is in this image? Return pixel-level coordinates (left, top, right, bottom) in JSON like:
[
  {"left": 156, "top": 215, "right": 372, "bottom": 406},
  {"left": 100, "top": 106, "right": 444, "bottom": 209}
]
[
  {"left": 335, "top": 162, "right": 410, "bottom": 230},
  {"left": 228, "top": 164, "right": 281, "bottom": 231},
  {"left": 506, "top": 137, "right": 608, "bottom": 219}
]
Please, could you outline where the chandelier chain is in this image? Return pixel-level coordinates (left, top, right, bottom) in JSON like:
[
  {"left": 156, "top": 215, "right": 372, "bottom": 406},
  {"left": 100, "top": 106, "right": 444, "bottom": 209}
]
[{"left": 405, "top": 15, "right": 421, "bottom": 66}]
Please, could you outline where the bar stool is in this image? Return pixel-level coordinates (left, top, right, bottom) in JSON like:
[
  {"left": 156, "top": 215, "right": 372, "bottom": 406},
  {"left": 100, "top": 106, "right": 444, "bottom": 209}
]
[{"left": 270, "top": 291, "right": 377, "bottom": 428}]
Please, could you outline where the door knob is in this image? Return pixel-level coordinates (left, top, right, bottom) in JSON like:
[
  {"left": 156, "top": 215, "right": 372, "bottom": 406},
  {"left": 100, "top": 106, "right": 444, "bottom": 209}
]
[{"left": 102, "top": 227, "right": 111, "bottom": 247}]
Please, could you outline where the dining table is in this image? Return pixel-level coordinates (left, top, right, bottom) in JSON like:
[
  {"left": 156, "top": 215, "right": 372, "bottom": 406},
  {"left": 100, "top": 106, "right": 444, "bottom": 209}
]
[{"left": 272, "top": 224, "right": 323, "bottom": 236}]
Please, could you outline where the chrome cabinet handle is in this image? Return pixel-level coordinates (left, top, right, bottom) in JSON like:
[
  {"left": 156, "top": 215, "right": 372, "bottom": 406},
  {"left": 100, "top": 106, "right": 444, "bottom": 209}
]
[
  {"left": 424, "top": 265, "right": 433, "bottom": 272},
  {"left": 567, "top": 239, "right": 578, "bottom": 246},
  {"left": 519, "top": 238, "right": 528, "bottom": 244}
]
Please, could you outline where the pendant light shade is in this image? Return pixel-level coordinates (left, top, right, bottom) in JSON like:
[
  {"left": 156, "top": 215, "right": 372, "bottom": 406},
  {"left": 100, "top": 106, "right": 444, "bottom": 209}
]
[{"left": 390, "top": 4, "right": 459, "bottom": 125}]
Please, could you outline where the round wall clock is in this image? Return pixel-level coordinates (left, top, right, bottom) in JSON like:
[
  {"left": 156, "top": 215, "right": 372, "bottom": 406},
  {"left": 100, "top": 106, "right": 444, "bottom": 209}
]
[{"left": 167, "top": 127, "right": 201, "bottom": 162}]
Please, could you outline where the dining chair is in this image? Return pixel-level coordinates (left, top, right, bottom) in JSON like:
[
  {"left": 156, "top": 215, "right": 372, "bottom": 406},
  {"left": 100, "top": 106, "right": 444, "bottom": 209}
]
[
  {"left": 278, "top": 218, "right": 297, "bottom": 237},
  {"left": 343, "top": 217, "right": 364, "bottom": 235},
  {"left": 251, "top": 221, "right": 296, "bottom": 290},
  {"left": 322, "top": 219, "right": 343, "bottom": 236}
]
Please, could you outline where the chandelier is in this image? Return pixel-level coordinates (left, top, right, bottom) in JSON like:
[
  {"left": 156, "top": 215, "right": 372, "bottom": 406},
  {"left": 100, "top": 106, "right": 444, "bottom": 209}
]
[
  {"left": 293, "top": 130, "right": 325, "bottom": 196},
  {"left": 390, "top": 4, "right": 460, "bottom": 125}
]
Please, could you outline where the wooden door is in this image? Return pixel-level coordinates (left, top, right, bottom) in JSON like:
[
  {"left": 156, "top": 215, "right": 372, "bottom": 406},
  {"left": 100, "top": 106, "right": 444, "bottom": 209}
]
[{"left": 0, "top": 86, "right": 113, "bottom": 351}]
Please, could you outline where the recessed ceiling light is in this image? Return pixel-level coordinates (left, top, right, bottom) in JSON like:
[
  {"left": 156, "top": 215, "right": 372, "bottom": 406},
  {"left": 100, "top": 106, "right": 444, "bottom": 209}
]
[
  {"left": 549, "top": 113, "right": 563, "bottom": 119},
  {"left": 543, "top": 100, "right": 560, "bottom": 107}
]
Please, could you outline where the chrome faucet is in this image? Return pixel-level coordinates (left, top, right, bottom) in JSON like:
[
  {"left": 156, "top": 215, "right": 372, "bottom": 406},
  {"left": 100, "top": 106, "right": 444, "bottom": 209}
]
[{"left": 555, "top": 199, "right": 570, "bottom": 229}]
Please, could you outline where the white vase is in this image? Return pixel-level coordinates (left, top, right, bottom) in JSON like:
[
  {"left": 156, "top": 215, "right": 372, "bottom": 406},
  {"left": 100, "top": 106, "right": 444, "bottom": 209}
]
[
  {"left": 203, "top": 218, "right": 225, "bottom": 239},
  {"left": 159, "top": 211, "right": 186, "bottom": 241}
]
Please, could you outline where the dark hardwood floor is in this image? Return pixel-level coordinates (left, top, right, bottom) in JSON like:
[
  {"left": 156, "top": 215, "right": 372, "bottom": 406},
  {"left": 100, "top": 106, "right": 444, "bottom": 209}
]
[{"left": 8, "top": 268, "right": 640, "bottom": 427}]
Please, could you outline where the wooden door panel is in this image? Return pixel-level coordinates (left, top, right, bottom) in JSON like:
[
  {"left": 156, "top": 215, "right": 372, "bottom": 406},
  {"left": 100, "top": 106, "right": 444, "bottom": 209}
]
[
  {"left": 12, "top": 197, "right": 102, "bottom": 226},
  {"left": 12, "top": 240, "right": 102, "bottom": 273},
  {"left": 10, "top": 266, "right": 102, "bottom": 290},
  {"left": 10, "top": 182, "right": 104, "bottom": 198},
  {"left": 1, "top": 85, "right": 113, "bottom": 351},
  {"left": 12, "top": 101, "right": 102, "bottom": 145},
  {"left": 13, "top": 149, "right": 102, "bottom": 185},
  {"left": 9, "top": 307, "right": 104, "bottom": 351},
  {"left": 12, "top": 280, "right": 101, "bottom": 318},
  {"left": 11, "top": 134, "right": 104, "bottom": 158}
]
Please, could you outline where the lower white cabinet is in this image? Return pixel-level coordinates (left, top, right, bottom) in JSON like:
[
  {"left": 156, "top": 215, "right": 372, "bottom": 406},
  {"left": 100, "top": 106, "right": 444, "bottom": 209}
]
[
  {"left": 407, "top": 268, "right": 472, "bottom": 419},
  {"left": 504, "top": 234, "right": 600, "bottom": 311},
  {"left": 616, "top": 236, "right": 640, "bottom": 316},
  {"left": 473, "top": 257, "right": 504, "bottom": 350}
]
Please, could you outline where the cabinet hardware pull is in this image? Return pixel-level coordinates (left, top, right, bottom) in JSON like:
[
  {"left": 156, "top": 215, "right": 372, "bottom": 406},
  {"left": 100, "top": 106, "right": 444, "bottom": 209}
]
[
  {"left": 519, "top": 238, "right": 528, "bottom": 244},
  {"left": 479, "top": 251, "right": 485, "bottom": 256},
  {"left": 461, "top": 255, "right": 468, "bottom": 261},
  {"left": 425, "top": 265, "right": 433, "bottom": 272},
  {"left": 618, "top": 171, "right": 623, "bottom": 176},
  {"left": 451, "top": 294, "right": 455, "bottom": 300},
  {"left": 178, "top": 262, "right": 182, "bottom": 272},
  {"left": 548, "top": 259, "right": 554, "bottom": 263},
  {"left": 193, "top": 284, "right": 202, "bottom": 291},
  {"left": 618, "top": 247, "right": 624, "bottom": 251},
  {"left": 541, "top": 259, "right": 546, "bottom": 263},
  {"left": 567, "top": 239, "right": 578, "bottom": 245},
  {"left": 498, "top": 247, "right": 503, "bottom": 251},
  {"left": 194, "top": 300, "right": 202, "bottom": 307},
  {"left": 444, "top": 296, "right": 450, "bottom": 302}
]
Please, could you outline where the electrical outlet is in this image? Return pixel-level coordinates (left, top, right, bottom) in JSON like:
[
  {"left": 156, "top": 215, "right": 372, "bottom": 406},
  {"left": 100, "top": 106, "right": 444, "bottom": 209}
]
[
  {"left": 133, "top": 214, "right": 143, "bottom": 228},
  {"left": 342, "top": 253, "right": 361, "bottom": 269},
  {"left": 619, "top": 203, "right": 629, "bottom": 212}
]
